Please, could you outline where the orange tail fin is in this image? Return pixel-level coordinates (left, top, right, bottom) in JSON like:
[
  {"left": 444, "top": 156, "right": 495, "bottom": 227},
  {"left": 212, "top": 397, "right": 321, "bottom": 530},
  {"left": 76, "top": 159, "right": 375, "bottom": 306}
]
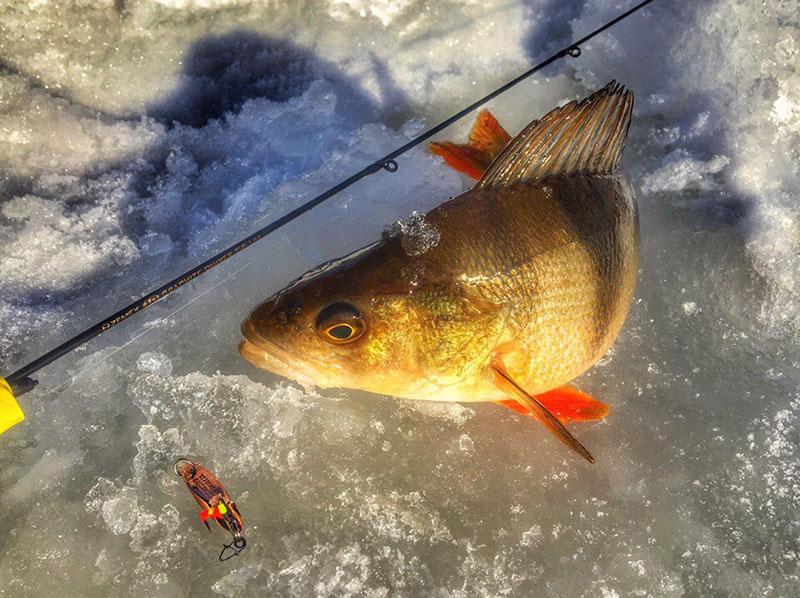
[
  {"left": 497, "top": 386, "right": 609, "bottom": 424},
  {"left": 429, "top": 110, "right": 511, "bottom": 179}
]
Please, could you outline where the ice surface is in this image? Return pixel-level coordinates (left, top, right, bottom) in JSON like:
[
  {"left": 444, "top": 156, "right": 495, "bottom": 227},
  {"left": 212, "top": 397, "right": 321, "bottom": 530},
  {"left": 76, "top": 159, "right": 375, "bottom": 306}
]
[
  {"left": 1, "top": 0, "right": 800, "bottom": 596},
  {"left": 136, "top": 352, "right": 174, "bottom": 376}
]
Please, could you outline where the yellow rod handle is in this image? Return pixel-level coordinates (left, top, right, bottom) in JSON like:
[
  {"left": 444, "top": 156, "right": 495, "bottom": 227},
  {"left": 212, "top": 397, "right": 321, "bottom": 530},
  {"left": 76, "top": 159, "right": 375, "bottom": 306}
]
[{"left": 0, "top": 376, "right": 24, "bottom": 435}]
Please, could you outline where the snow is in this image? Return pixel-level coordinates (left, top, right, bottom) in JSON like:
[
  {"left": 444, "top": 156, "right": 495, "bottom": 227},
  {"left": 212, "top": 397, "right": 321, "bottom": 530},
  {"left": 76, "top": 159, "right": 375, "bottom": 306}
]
[
  {"left": 641, "top": 149, "right": 730, "bottom": 194},
  {"left": 1, "top": 0, "right": 800, "bottom": 596}
]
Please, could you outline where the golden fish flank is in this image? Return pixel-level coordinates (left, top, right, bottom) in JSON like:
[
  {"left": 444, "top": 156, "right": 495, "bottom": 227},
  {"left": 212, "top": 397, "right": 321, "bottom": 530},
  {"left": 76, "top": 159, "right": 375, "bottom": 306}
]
[{"left": 240, "top": 81, "right": 638, "bottom": 462}]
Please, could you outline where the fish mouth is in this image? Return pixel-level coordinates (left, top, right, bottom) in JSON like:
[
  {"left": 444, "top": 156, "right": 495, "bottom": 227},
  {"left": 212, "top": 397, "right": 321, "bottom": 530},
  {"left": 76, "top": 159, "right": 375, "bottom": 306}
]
[
  {"left": 239, "top": 319, "right": 292, "bottom": 369},
  {"left": 238, "top": 318, "right": 323, "bottom": 387}
]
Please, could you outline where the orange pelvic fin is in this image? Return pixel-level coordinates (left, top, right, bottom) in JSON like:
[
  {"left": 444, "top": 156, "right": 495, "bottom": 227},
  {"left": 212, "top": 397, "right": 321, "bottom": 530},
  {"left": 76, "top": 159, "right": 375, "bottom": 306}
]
[
  {"left": 497, "top": 386, "right": 609, "bottom": 424},
  {"left": 429, "top": 110, "right": 511, "bottom": 180},
  {"left": 490, "top": 364, "right": 600, "bottom": 463}
]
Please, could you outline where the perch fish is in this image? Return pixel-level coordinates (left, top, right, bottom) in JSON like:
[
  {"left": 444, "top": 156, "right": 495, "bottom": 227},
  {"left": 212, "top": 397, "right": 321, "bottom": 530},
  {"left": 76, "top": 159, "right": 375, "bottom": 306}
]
[{"left": 240, "top": 81, "right": 638, "bottom": 462}]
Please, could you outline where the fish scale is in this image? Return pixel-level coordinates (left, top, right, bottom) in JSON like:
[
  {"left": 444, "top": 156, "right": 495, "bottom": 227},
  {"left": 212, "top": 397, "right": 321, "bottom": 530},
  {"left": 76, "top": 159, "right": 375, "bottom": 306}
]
[{"left": 419, "top": 174, "right": 637, "bottom": 395}]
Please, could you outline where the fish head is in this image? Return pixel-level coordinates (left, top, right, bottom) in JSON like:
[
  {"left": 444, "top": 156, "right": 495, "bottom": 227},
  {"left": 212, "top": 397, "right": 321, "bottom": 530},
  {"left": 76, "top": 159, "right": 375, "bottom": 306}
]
[
  {"left": 240, "top": 240, "right": 420, "bottom": 394},
  {"left": 239, "top": 238, "right": 507, "bottom": 398}
]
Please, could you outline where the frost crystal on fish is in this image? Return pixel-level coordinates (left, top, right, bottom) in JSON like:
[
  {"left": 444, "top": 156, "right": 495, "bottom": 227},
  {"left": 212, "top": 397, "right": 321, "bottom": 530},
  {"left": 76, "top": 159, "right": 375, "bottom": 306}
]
[{"left": 384, "top": 211, "right": 441, "bottom": 256}]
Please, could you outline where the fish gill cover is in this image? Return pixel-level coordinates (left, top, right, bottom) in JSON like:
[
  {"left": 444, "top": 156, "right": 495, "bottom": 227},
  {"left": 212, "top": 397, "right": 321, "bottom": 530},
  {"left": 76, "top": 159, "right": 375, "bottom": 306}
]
[{"left": 0, "top": 0, "right": 799, "bottom": 596}]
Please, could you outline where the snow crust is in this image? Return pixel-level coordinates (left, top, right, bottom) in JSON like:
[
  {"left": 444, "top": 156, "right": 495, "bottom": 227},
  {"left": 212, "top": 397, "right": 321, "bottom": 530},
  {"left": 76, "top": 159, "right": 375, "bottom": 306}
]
[{"left": 1, "top": 0, "right": 799, "bottom": 595}]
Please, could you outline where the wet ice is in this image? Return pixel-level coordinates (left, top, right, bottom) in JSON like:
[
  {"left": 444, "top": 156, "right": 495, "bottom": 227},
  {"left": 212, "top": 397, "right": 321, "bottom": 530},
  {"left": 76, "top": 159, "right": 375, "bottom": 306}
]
[{"left": 1, "top": 0, "right": 800, "bottom": 596}]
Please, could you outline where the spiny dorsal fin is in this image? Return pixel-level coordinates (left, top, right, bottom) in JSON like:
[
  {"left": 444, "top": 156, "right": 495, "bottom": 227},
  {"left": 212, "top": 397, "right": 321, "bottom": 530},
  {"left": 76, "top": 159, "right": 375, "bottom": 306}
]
[
  {"left": 477, "top": 81, "right": 633, "bottom": 189},
  {"left": 429, "top": 110, "right": 511, "bottom": 180}
]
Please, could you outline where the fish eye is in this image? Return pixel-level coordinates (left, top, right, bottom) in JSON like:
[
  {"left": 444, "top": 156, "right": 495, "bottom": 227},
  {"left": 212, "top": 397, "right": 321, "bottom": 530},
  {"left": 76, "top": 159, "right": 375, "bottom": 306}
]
[
  {"left": 325, "top": 323, "right": 355, "bottom": 340},
  {"left": 316, "top": 302, "right": 365, "bottom": 345}
]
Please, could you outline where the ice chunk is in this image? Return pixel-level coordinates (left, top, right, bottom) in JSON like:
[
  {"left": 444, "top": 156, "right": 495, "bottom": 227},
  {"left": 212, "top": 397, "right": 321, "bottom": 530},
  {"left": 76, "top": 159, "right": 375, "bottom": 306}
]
[
  {"left": 641, "top": 149, "right": 729, "bottom": 194},
  {"left": 136, "top": 352, "right": 173, "bottom": 376},
  {"left": 1, "top": 194, "right": 141, "bottom": 295},
  {"left": 328, "top": 0, "right": 415, "bottom": 27},
  {"left": 128, "top": 503, "right": 183, "bottom": 560},
  {"left": 132, "top": 425, "right": 186, "bottom": 483},
  {"left": 101, "top": 487, "right": 139, "bottom": 535},
  {"left": 681, "top": 301, "right": 699, "bottom": 316},
  {"left": 520, "top": 524, "right": 542, "bottom": 547},
  {"left": 458, "top": 433, "right": 475, "bottom": 456},
  {"left": 400, "top": 399, "right": 474, "bottom": 426}
]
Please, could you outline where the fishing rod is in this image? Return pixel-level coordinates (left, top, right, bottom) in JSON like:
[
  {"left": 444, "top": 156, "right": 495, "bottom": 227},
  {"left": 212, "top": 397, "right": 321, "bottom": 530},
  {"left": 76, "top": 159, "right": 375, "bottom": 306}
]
[{"left": 0, "top": 0, "right": 658, "bottom": 428}]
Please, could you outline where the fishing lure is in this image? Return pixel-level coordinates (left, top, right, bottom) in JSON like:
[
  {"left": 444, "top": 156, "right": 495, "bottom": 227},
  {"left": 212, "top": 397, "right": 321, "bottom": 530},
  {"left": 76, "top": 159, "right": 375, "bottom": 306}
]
[{"left": 174, "top": 458, "right": 247, "bottom": 561}]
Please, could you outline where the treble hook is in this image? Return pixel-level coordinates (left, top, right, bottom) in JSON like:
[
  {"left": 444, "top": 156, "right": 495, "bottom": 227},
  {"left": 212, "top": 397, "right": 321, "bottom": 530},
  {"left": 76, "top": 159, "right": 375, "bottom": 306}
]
[{"left": 219, "top": 533, "right": 247, "bottom": 561}]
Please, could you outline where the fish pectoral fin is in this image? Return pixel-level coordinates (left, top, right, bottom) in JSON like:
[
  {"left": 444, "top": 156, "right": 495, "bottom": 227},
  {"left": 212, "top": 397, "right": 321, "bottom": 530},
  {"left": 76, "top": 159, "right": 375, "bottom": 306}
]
[
  {"left": 429, "top": 110, "right": 511, "bottom": 180},
  {"left": 490, "top": 364, "right": 598, "bottom": 463}
]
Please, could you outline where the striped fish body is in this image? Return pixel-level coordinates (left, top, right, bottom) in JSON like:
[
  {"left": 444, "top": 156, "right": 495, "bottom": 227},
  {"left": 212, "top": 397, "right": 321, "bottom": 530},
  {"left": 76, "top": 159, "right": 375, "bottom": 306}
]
[{"left": 421, "top": 174, "right": 638, "bottom": 396}]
